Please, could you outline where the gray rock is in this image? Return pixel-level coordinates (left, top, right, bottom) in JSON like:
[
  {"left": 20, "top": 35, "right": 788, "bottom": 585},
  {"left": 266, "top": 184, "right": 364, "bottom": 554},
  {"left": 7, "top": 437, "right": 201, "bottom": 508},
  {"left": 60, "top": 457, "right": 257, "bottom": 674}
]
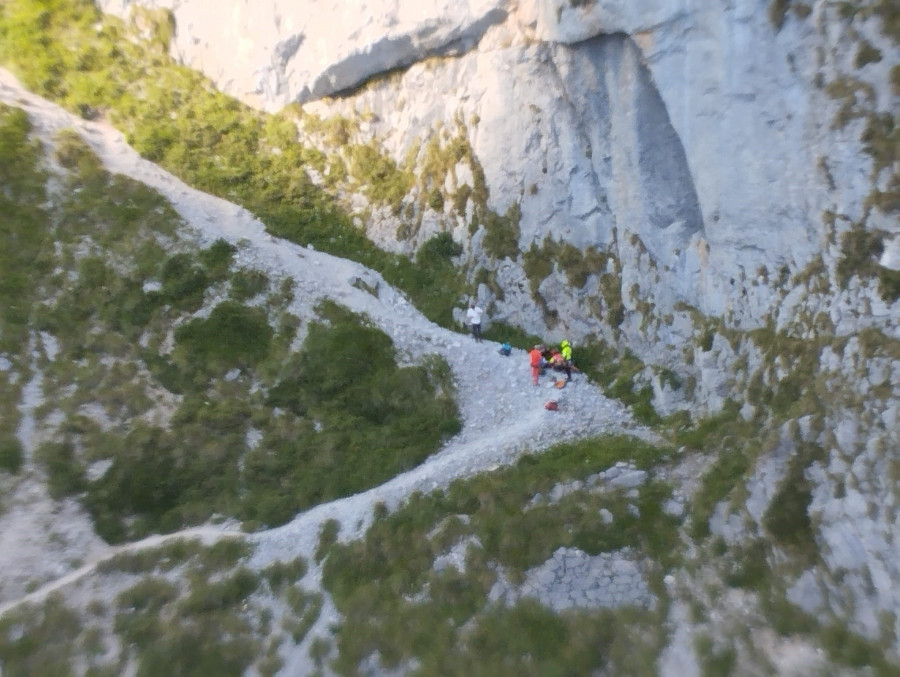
[
  {"left": 609, "top": 470, "right": 648, "bottom": 489},
  {"left": 662, "top": 499, "right": 684, "bottom": 517}
]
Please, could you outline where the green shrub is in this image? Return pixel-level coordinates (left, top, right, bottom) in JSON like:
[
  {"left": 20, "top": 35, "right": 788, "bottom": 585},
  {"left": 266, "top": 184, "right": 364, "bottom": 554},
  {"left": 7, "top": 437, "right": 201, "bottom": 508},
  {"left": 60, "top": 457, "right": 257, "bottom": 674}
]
[
  {"left": 878, "top": 266, "right": 900, "bottom": 302},
  {"left": 855, "top": 40, "right": 883, "bottom": 69},
  {"left": 174, "top": 300, "right": 274, "bottom": 371},
  {"left": 768, "top": 0, "right": 790, "bottom": 31},
  {"left": 819, "top": 623, "right": 892, "bottom": 671},
  {"left": 99, "top": 538, "right": 250, "bottom": 575},
  {"left": 126, "top": 621, "right": 258, "bottom": 677},
  {"left": 691, "top": 448, "right": 751, "bottom": 538},
  {"left": 230, "top": 268, "right": 269, "bottom": 301},
  {"left": 599, "top": 272, "right": 625, "bottom": 326},
  {"left": 262, "top": 557, "right": 308, "bottom": 590},
  {"left": 113, "top": 564, "right": 261, "bottom": 676},
  {"left": 723, "top": 539, "right": 770, "bottom": 590},
  {"left": 835, "top": 224, "right": 899, "bottom": 304},
  {"left": 35, "top": 440, "right": 85, "bottom": 498},
  {"left": 159, "top": 252, "right": 211, "bottom": 310},
  {"left": 315, "top": 519, "right": 340, "bottom": 563},
  {"left": 85, "top": 425, "right": 188, "bottom": 541},
  {"left": 116, "top": 577, "right": 179, "bottom": 613},
  {"left": 481, "top": 202, "right": 521, "bottom": 260},
  {"left": 347, "top": 142, "right": 412, "bottom": 213},
  {"left": 558, "top": 245, "right": 610, "bottom": 288},
  {"left": 674, "top": 400, "right": 745, "bottom": 451},
  {"left": 0, "top": 434, "right": 24, "bottom": 473},
  {"left": 180, "top": 568, "right": 260, "bottom": 615},
  {"left": 696, "top": 635, "right": 737, "bottom": 677},
  {"left": 418, "top": 232, "right": 462, "bottom": 260},
  {"left": 0, "top": 105, "right": 52, "bottom": 354},
  {"left": 577, "top": 343, "right": 660, "bottom": 425},
  {"left": 283, "top": 588, "right": 323, "bottom": 642},
  {"left": 198, "top": 239, "right": 237, "bottom": 279},
  {"left": 0, "top": 595, "right": 82, "bottom": 675},
  {"left": 763, "top": 442, "right": 825, "bottom": 564}
]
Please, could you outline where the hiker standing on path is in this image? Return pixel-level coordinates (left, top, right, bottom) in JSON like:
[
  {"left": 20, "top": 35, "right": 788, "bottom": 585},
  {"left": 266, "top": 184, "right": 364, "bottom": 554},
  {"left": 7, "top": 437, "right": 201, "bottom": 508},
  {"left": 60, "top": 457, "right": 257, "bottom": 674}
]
[
  {"left": 529, "top": 344, "right": 543, "bottom": 386},
  {"left": 560, "top": 339, "right": 573, "bottom": 382},
  {"left": 466, "top": 302, "right": 484, "bottom": 343}
]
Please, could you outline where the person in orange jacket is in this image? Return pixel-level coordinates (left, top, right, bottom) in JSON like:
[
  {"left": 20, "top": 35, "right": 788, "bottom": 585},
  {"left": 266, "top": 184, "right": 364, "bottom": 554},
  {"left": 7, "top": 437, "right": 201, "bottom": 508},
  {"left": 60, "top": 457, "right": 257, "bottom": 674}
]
[{"left": 529, "top": 344, "right": 543, "bottom": 386}]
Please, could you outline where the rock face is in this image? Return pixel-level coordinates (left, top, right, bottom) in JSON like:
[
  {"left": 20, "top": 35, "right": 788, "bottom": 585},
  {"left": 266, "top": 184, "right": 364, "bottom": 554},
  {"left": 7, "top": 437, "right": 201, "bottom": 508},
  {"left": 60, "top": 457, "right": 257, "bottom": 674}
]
[
  {"left": 98, "top": 0, "right": 897, "bottom": 333},
  {"left": 99, "top": 0, "right": 899, "bottom": 666}
]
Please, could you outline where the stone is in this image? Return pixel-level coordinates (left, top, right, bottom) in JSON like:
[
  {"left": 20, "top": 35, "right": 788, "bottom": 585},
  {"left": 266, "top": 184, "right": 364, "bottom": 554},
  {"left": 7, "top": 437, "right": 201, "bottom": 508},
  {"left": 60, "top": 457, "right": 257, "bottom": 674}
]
[
  {"left": 608, "top": 469, "right": 648, "bottom": 489},
  {"left": 662, "top": 499, "right": 684, "bottom": 517},
  {"left": 787, "top": 570, "right": 825, "bottom": 615}
]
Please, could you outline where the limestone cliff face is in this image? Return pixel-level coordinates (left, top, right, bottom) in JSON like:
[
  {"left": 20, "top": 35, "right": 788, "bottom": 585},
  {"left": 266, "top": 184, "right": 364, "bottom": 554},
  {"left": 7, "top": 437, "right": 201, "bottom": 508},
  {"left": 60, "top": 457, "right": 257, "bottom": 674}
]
[
  {"left": 99, "top": 0, "right": 898, "bottom": 662},
  {"left": 98, "top": 0, "right": 897, "bottom": 334}
]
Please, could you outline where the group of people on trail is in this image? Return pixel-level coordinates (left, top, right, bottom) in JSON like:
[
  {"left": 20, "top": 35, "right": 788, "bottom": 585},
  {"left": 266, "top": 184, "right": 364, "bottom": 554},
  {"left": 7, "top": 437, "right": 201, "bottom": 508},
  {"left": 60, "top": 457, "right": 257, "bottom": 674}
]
[
  {"left": 463, "top": 301, "right": 576, "bottom": 388},
  {"left": 529, "top": 340, "right": 576, "bottom": 386}
]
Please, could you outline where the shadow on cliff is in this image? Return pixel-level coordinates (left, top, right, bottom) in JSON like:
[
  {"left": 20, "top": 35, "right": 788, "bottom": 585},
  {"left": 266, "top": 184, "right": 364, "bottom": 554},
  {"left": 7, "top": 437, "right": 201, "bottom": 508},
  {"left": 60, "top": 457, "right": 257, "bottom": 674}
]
[{"left": 557, "top": 33, "right": 705, "bottom": 262}]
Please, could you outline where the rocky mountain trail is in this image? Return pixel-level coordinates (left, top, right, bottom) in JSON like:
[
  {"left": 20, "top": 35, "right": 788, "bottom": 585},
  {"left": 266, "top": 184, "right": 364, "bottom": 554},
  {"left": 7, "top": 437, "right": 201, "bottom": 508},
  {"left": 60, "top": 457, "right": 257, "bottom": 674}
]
[{"left": 0, "top": 69, "right": 652, "bottom": 617}]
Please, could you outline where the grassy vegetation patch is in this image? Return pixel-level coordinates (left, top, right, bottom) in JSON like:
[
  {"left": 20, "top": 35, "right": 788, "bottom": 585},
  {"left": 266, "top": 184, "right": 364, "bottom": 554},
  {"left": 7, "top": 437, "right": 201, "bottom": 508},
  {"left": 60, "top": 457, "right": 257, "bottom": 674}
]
[
  {"left": 678, "top": 400, "right": 763, "bottom": 539},
  {"left": 320, "top": 435, "right": 675, "bottom": 673},
  {"left": 481, "top": 201, "right": 521, "bottom": 261},
  {"left": 836, "top": 223, "right": 895, "bottom": 301},
  {"left": 695, "top": 633, "right": 737, "bottom": 677},
  {"left": 98, "top": 538, "right": 252, "bottom": 575},
  {"left": 557, "top": 244, "right": 611, "bottom": 288},
  {"left": 522, "top": 238, "right": 623, "bottom": 329},
  {"left": 576, "top": 341, "right": 660, "bottom": 425},
  {"left": 744, "top": 327, "right": 829, "bottom": 419},
  {"left": 175, "top": 301, "right": 274, "bottom": 370},
  {"left": 346, "top": 141, "right": 413, "bottom": 214},
  {"left": 768, "top": 0, "right": 790, "bottom": 31},
  {"left": 481, "top": 320, "right": 545, "bottom": 352},
  {"left": 522, "top": 239, "right": 556, "bottom": 297},
  {"left": 0, "top": 595, "right": 84, "bottom": 675},
  {"left": 0, "top": 105, "right": 52, "bottom": 368},
  {"left": 0, "top": 539, "right": 318, "bottom": 675},
  {"left": 244, "top": 301, "right": 460, "bottom": 527},
  {"left": 819, "top": 622, "right": 896, "bottom": 673},
  {"left": 762, "top": 442, "right": 826, "bottom": 565},
  {"left": 855, "top": 40, "right": 883, "bottom": 68},
  {"left": 114, "top": 568, "right": 261, "bottom": 675},
  {"left": 0, "top": 434, "right": 24, "bottom": 473}
]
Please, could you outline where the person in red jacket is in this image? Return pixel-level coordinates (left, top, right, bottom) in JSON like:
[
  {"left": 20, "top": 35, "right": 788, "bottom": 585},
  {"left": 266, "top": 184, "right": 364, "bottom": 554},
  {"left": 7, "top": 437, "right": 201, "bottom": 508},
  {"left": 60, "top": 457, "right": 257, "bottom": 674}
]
[{"left": 529, "top": 344, "right": 543, "bottom": 386}]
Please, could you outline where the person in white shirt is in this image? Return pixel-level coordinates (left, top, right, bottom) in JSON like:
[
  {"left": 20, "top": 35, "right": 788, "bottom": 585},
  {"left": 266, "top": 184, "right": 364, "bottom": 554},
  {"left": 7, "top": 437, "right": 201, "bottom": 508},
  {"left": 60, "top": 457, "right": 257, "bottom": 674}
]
[{"left": 466, "top": 302, "right": 484, "bottom": 342}]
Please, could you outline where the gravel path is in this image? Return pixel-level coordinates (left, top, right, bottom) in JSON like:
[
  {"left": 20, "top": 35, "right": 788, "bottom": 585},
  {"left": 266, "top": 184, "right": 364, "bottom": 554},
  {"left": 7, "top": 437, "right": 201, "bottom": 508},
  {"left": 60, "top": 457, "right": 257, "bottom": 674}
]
[{"left": 0, "top": 69, "right": 655, "bottom": 626}]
